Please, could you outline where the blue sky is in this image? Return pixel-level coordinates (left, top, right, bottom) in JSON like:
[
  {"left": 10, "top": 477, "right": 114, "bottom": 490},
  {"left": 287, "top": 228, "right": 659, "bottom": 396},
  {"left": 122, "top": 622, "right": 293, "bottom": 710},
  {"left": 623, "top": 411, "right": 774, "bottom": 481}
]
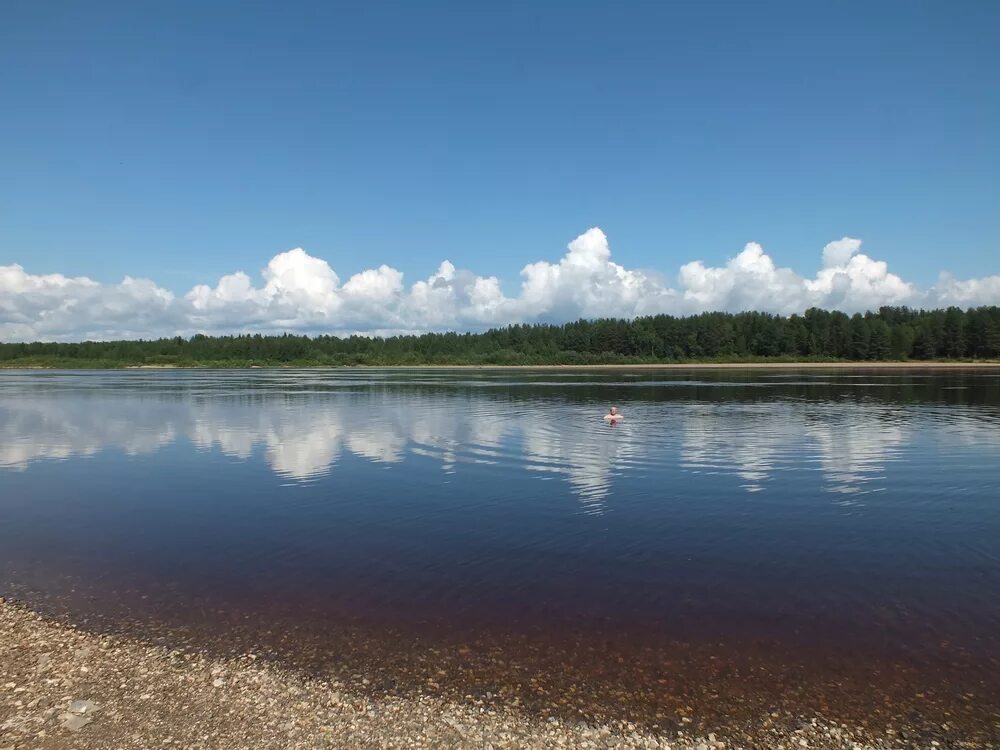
[{"left": 1, "top": 0, "right": 999, "bottom": 340}]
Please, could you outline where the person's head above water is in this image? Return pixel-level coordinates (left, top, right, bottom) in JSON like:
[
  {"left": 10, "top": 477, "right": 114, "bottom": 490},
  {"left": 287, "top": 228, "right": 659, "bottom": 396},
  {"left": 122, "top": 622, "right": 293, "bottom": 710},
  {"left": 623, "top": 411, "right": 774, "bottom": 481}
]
[{"left": 609, "top": 406, "right": 619, "bottom": 416}]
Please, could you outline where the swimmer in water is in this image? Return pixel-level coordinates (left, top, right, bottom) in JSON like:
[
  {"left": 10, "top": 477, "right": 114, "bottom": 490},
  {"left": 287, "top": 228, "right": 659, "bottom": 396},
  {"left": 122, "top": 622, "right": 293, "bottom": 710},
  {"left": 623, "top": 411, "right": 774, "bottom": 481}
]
[{"left": 604, "top": 406, "right": 622, "bottom": 421}]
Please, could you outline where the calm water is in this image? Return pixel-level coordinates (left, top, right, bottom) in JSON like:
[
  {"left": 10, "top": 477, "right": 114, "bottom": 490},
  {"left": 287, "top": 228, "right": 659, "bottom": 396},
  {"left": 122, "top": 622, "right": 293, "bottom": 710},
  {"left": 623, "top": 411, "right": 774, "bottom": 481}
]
[{"left": 2, "top": 368, "right": 1000, "bottom": 726}]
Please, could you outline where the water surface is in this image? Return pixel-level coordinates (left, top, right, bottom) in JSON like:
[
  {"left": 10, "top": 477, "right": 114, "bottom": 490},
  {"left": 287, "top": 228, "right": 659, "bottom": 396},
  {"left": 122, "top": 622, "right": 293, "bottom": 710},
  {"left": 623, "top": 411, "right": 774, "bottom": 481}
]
[{"left": 2, "top": 368, "right": 999, "bottom": 734}]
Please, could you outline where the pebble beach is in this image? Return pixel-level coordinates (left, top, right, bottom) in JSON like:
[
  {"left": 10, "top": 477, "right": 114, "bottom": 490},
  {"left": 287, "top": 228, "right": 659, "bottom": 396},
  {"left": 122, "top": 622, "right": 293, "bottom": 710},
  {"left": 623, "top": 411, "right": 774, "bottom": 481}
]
[{"left": 3, "top": 598, "right": 996, "bottom": 750}]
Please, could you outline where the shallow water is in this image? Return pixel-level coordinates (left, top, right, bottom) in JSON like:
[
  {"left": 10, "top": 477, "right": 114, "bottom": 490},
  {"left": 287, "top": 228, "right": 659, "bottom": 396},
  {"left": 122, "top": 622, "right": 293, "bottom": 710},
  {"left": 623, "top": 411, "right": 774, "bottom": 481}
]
[{"left": 2, "top": 368, "right": 999, "bottom": 732}]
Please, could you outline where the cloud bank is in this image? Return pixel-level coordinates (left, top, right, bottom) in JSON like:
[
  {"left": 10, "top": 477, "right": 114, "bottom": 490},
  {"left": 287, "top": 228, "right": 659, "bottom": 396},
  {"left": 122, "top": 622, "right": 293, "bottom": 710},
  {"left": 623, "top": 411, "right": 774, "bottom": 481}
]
[{"left": 2, "top": 228, "right": 999, "bottom": 341}]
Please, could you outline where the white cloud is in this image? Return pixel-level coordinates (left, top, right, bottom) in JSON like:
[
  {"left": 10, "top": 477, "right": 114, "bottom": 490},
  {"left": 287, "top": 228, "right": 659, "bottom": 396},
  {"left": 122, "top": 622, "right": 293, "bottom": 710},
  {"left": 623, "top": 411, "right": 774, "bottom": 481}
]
[
  {"left": 1, "top": 229, "right": 998, "bottom": 341},
  {"left": 0, "top": 264, "right": 177, "bottom": 340},
  {"left": 514, "top": 228, "right": 677, "bottom": 320},
  {"left": 821, "top": 237, "right": 863, "bottom": 268},
  {"left": 927, "top": 272, "right": 1000, "bottom": 308}
]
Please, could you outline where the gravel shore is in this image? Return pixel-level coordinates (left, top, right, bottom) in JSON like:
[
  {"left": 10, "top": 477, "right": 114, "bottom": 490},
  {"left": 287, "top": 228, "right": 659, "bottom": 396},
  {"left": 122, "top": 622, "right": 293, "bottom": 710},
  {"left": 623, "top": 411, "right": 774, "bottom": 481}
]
[{"left": 3, "top": 598, "right": 994, "bottom": 750}]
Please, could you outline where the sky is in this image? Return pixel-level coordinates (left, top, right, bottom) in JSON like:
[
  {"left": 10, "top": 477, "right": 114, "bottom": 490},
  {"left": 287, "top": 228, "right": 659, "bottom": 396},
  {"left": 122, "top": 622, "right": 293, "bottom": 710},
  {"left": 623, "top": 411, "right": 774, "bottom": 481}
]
[{"left": 1, "top": 0, "right": 998, "bottom": 340}]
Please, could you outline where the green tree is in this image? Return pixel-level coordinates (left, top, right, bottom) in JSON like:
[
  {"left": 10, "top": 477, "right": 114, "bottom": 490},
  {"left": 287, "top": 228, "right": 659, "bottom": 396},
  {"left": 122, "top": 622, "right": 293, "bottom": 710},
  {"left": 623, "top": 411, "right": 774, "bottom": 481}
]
[
  {"left": 868, "top": 319, "right": 892, "bottom": 360},
  {"left": 943, "top": 307, "right": 968, "bottom": 358},
  {"left": 849, "top": 314, "right": 870, "bottom": 360},
  {"left": 890, "top": 324, "right": 915, "bottom": 359}
]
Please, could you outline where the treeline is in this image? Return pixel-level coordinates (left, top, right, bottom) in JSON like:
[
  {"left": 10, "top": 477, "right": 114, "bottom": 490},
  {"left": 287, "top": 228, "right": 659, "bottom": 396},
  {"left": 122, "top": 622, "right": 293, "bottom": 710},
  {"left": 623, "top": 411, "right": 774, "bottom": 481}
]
[{"left": 2, "top": 306, "right": 999, "bottom": 367}]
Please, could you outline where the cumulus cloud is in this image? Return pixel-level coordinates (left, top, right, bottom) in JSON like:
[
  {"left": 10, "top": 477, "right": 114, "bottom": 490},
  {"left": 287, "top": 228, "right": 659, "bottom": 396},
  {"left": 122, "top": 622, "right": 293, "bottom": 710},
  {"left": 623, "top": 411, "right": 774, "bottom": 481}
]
[
  {"left": 0, "top": 265, "right": 177, "bottom": 340},
  {"left": 1, "top": 228, "right": 998, "bottom": 341}
]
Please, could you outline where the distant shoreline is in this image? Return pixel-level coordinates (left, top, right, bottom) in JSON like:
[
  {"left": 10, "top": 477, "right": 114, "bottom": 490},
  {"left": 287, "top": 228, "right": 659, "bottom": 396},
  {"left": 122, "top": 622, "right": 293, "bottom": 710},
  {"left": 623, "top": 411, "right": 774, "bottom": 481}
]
[
  {"left": 2, "top": 360, "right": 1000, "bottom": 371},
  {"left": 337, "top": 361, "right": 992, "bottom": 370}
]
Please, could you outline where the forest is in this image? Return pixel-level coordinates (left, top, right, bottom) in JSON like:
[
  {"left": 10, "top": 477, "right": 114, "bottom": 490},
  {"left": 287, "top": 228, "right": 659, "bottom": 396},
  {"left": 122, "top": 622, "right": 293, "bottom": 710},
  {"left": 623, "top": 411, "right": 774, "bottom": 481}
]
[{"left": 2, "top": 306, "right": 999, "bottom": 368}]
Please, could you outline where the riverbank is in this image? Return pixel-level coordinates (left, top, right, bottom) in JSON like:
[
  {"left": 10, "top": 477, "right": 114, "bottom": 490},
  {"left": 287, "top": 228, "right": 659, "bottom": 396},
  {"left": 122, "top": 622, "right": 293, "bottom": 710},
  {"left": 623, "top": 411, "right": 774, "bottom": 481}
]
[
  {"left": 392, "top": 361, "right": 998, "bottom": 369},
  {"left": 0, "top": 598, "right": 992, "bottom": 750},
  {"left": 1, "top": 360, "right": 999, "bottom": 370}
]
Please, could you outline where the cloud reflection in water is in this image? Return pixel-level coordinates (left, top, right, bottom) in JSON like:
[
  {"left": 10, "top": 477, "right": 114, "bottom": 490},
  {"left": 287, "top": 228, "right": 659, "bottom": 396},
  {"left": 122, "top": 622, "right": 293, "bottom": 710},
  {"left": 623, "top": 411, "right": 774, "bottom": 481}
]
[{"left": 4, "top": 376, "right": 991, "bottom": 515}]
